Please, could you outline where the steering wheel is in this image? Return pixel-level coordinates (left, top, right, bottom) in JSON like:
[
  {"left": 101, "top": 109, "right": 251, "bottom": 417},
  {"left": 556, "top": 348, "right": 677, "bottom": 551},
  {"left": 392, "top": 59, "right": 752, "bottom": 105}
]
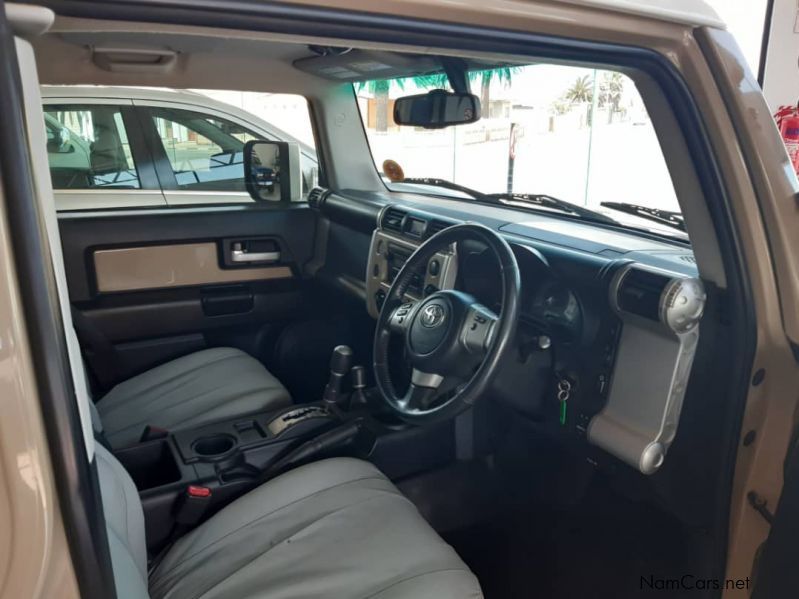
[{"left": 373, "top": 223, "right": 521, "bottom": 423}]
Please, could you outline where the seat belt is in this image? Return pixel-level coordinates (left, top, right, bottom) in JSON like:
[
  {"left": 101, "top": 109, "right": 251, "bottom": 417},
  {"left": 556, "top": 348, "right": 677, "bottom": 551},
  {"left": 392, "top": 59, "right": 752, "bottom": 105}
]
[{"left": 70, "top": 306, "right": 120, "bottom": 392}]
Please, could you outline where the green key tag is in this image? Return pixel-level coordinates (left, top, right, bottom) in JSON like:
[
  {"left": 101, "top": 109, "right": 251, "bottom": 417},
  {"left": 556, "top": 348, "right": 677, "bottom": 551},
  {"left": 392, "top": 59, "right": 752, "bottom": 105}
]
[{"left": 556, "top": 376, "right": 571, "bottom": 426}]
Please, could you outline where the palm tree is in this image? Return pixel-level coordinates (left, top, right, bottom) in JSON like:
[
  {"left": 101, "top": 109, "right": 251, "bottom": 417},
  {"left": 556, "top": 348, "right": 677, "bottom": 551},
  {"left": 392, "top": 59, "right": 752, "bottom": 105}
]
[
  {"left": 565, "top": 75, "right": 594, "bottom": 104},
  {"left": 469, "top": 67, "right": 519, "bottom": 115},
  {"left": 408, "top": 68, "right": 519, "bottom": 117},
  {"left": 355, "top": 79, "right": 406, "bottom": 132},
  {"left": 598, "top": 71, "right": 625, "bottom": 122},
  {"left": 411, "top": 73, "right": 448, "bottom": 89},
  {"left": 356, "top": 67, "right": 520, "bottom": 131}
]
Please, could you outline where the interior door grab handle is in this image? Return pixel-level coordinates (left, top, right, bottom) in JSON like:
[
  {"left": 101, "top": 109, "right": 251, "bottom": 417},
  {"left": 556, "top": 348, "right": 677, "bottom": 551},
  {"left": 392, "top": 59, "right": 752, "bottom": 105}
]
[{"left": 231, "top": 248, "right": 281, "bottom": 263}]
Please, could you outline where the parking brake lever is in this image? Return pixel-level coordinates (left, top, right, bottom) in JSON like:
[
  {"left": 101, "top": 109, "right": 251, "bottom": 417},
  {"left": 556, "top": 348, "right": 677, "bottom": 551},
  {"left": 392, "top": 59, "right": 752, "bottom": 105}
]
[
  {"left": 251, "top": 419, "right": 367, "bottom": 488},
  {"left": 273, "top": 419, "right": 364, "bottom": 471}
]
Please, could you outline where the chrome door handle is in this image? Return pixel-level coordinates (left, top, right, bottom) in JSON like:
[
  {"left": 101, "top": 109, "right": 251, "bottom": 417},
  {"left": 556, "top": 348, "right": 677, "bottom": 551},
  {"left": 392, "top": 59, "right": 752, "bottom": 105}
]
[{"left": 231, "top": 248, "right": 281, "bottom": 263}]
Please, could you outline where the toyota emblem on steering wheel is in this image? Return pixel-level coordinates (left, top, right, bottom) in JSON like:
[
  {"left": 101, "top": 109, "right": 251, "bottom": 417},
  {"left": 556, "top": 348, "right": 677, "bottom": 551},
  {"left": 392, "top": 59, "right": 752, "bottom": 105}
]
[{"left": 420, "top": 304, "right": 446, "bottom": 328}]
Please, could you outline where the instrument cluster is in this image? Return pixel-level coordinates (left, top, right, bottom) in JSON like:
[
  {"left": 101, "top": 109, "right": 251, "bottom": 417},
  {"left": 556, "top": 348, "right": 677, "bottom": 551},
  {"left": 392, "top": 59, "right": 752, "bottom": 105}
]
[{"left": 458, "top": 242, "right": 583, "bottom": 344}]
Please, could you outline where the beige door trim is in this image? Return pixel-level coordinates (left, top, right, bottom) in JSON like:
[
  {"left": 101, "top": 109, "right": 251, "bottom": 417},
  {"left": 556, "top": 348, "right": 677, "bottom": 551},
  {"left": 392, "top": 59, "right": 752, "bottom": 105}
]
[{"left": 93, "top": 242, "right": 292, "bottom": 293}]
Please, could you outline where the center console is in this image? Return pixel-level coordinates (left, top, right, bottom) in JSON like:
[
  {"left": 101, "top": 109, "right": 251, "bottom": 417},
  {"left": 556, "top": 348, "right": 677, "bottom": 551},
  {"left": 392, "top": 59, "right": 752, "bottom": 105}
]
[
  {"left": 365, "top": 206, "right": 457, "bottom": 318},
  {"left": 112, "top": 346, "right": 458, "bottom": 552},
  {"left": 114, "top": 403, "right": 341, "bottom": 550}
]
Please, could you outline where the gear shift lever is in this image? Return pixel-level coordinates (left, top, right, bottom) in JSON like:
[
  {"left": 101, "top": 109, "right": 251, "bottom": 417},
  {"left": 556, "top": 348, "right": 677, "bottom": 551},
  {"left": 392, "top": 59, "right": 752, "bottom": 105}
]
[{"left": 323, "top": 345, "right": 353, "bottom": 409}]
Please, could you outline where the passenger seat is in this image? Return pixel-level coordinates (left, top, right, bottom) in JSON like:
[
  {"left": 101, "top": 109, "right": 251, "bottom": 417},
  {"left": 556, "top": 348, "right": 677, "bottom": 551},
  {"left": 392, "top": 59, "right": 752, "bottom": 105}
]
[{"left": 95, "top": 347, "right": 292, "bottom": 449}]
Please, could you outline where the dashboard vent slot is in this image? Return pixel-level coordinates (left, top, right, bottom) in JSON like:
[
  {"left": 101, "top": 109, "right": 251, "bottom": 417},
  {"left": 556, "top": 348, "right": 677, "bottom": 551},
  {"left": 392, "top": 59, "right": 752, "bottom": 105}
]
[
  {"left": 426, "top": 220, "right": 453, "bottom": 238},
  {"left": 616, "top": 267, "right": 671, "bottom": 322},
  {"left": 307, "top": 187, "right": 330, "bottom": 210},
  {"left": 679, "top": 255, "right": 696, "bottom": 264},
  {"left": 382, "top": 207, "right": 406, "bottom": 233}
]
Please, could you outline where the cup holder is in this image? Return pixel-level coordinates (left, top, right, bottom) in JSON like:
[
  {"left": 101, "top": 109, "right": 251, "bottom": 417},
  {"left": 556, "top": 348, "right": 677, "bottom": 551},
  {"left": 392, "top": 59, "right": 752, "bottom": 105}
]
[{"left": 192, "top": 434, "right": 236, "bottom": 457}]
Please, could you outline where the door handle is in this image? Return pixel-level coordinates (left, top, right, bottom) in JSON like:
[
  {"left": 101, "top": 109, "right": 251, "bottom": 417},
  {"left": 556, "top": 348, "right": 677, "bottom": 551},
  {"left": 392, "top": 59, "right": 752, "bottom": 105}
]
[
  {"left": 230, "top": 242, "right": 280, "bottom": 263},
  {"left": 230, "top": 248, "right": 281, "bottom": 263}
]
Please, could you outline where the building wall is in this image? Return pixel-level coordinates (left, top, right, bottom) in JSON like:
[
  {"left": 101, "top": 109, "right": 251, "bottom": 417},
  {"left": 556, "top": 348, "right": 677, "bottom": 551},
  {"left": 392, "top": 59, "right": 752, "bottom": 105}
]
[
  {"left": 705, "top": 0, "right": 769, "bottom": 76},
  {"left": 762, "top": 0, "right": 799, "bottom": 110}
]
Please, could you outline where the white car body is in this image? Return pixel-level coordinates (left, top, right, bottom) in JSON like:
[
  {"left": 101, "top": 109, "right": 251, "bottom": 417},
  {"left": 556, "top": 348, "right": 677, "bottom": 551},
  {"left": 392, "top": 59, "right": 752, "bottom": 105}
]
[{"left": 41, "top": 85, "right": 318, "bottom": 210}]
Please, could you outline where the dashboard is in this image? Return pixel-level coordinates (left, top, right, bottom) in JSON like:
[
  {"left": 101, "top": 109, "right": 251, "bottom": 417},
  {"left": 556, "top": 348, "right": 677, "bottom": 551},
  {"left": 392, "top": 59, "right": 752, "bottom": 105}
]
[
  {"left": 315, "top": 188, "right": 706, "bottom": 476},
  {"left": 364, "top": 209, "right": 457, "bottom": 318}
]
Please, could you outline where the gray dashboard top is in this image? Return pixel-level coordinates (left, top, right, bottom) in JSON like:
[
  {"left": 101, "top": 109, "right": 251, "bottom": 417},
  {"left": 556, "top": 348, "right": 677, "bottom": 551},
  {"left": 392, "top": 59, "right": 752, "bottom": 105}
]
[{"left": 339, "top": 189, "right": 698, "bottom": 278}]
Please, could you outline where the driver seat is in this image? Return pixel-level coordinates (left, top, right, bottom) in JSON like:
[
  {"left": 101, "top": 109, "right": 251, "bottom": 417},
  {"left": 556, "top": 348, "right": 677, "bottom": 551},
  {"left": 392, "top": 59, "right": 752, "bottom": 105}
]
[{"left": 97, "top": 444, "right": 483, "bottom": 598}]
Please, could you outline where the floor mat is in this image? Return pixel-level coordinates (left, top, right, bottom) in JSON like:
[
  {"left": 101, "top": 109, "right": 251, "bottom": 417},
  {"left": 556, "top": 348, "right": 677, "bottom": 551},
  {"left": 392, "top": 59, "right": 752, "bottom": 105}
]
[{"left": 444, "top": 479, "right": 698, "bottom": 599}]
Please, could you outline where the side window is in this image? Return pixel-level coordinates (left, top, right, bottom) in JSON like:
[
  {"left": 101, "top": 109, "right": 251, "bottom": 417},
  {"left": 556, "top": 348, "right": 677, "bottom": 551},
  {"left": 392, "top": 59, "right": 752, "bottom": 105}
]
[
  {"left": 149, "top": 108, "right": 258, "bottom": 192},
  {"left": 44, "top": 105, "right": 141, "bottom": 190}
]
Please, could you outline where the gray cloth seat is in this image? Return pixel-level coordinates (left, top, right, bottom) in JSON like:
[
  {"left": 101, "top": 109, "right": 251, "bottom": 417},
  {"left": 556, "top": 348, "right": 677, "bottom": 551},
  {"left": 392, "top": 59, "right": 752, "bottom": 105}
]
[
  {"left": 96, "top": 347, "right": 292, "bottom": 449},
  {"left": 97, "top": 444, "right": 483, "bottom": 598}
]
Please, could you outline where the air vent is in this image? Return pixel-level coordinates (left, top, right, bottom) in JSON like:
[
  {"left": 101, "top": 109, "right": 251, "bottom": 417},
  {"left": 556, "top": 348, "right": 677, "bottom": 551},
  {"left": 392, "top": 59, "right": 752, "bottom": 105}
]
[
  {"left": 426, "top": 220, "right": 454, "bottom": 238},
  {"left": 382, "top": 207, "right": 406, "bottom": 233},
  {"left": 615, "top": 267, "right": 671, "bottom": 321},
  {"left": 679, "top": 255, "right": 696, "bottom": 264},
  {"left": 307, "top": 187, "right": 330, "bottom": 210}
]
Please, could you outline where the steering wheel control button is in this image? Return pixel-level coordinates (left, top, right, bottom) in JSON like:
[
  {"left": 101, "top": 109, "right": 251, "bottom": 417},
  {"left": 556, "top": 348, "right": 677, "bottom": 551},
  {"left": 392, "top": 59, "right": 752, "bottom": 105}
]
[
  {"left": 389, "top": 301, "right": 417, "bottom": 333},
  {"left": 461, "top": 304, "right": 497, "bottom": 354},
  {"left": 428, "top": 259, "right": 440, "bottom": 276}
]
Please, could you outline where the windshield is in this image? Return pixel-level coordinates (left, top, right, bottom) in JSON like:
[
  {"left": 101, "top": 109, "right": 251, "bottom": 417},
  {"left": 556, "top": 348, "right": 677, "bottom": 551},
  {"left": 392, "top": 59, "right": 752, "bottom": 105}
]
[{"left": 356, "top": 64, "right": 684, "bottom": 239}]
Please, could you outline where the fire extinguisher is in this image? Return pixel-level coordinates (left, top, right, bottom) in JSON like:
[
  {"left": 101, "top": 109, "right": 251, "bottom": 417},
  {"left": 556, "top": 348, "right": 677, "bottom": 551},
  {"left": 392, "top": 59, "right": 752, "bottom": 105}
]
[{"left": 775, "top": 104, "right": 799, "bottom": 175}]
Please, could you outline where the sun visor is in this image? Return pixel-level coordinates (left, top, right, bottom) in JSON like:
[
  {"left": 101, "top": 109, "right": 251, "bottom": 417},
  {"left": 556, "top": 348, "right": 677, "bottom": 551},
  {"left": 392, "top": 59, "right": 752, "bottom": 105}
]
[{"left": 293, "top": 49, "right": 439, "bottom": 82}]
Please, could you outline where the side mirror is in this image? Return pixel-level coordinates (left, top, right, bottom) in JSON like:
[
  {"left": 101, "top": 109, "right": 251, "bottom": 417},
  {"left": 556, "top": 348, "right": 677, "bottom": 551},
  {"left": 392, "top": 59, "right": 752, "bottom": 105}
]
[
  {"left": 243, "top": 140, "right": 302, "bottom": 202},
  {"left": 393, "top": 89, "right": 481, "bottom": 129},
  {"left": 47, "top": 127, "right": 75, "bottom": 154},
  {"left": 57, "top": 127, "right": 71, "bottom": 149}
]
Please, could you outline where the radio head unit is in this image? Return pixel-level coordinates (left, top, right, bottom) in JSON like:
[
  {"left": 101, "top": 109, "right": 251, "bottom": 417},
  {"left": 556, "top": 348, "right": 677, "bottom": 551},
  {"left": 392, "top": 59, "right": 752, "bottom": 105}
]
[{"left": 365, "top": 207, "right": 457, "bottom": 318}]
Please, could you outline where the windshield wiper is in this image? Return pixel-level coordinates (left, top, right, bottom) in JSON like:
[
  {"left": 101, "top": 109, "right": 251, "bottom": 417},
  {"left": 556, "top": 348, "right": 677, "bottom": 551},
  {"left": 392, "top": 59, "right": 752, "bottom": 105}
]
[
  {"left": 398, "top": 181, "right": 619, "bottom": 226},
  {"left": 398, "top": 177, "right": 485, "bottom": 199},
  {"left": 600, "top": 201, "right": 685, "bottom": 232},
  {"left": 395, "top": 180, "right": 684, "bottom": 240},
  {"left": 485, "top": 192, "right": 618, "bottom": 225}
]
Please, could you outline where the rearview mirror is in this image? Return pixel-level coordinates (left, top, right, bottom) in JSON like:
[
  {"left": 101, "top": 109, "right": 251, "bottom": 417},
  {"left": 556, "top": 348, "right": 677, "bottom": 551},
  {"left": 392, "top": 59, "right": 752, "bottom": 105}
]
[
  {"left": 243, "top": 140, "right": 302, "bottom": 202},
  {"left": 393, "top": 89, "right": 481, "bottom": 129}
]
